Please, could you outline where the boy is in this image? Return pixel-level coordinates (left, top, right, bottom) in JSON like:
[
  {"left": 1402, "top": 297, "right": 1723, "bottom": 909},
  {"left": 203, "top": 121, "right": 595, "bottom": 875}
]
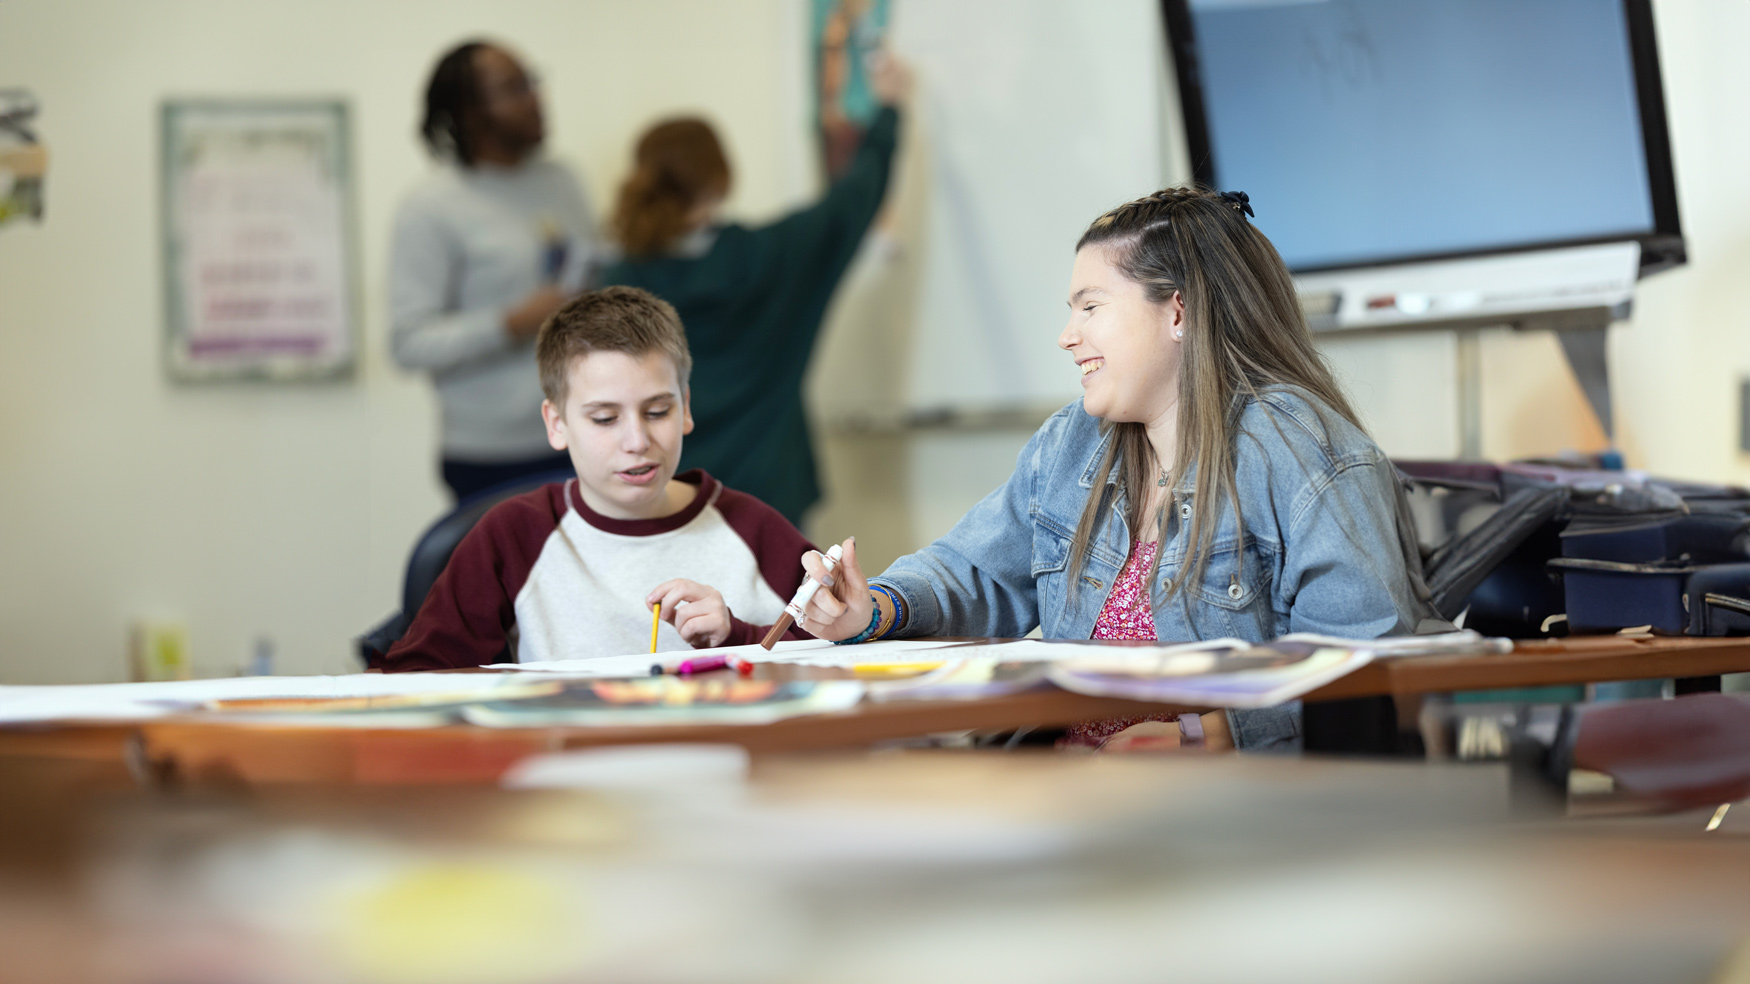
[{"left": 383, "top": 286, "right": 815, "bottom": 671}]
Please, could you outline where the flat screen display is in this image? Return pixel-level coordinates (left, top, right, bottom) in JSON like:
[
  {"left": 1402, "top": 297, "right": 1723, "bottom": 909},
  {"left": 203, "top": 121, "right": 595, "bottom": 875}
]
[{"left": 1172, "top": 0, "right": 1679, "bottom": 272}]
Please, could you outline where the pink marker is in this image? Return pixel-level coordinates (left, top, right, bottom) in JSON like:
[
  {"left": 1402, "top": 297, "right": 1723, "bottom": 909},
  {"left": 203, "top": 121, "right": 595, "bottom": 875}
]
[{"left": 650, "top": 653, "right": 731, "bottom": 676}]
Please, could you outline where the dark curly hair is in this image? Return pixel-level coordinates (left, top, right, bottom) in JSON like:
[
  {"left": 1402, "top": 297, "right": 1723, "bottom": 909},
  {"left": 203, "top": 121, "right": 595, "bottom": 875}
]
[{"left": 420, "top": 40, "right": 489, "bottom": 165}]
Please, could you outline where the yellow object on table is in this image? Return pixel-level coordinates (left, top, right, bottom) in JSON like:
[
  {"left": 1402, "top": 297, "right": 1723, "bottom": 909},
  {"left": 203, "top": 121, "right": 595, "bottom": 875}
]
[{"left": 851, "top": 661, "right": 947, "bottom": 677}]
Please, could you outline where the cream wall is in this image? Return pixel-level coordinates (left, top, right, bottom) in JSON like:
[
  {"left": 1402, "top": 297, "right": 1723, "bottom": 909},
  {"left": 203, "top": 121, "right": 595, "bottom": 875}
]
[
  {"left": 1601, "top": 0, "right": 1750, "bottom": 481},
  {"left": 0, "top": 0, "right": 812, "bottom": 682}
]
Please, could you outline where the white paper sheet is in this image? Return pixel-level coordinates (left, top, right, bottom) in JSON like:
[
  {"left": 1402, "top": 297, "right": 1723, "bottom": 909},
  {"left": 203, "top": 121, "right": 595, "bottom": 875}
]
[
  {"left": 500, "top": 638, "right": 1278, "bottom": 675},
  {"left": 0, "top": 673, "right": 519, "bottom": 725},
  {"left": 489, "top": 639, "right": 829, "bottom": 675},
  {"left": 1048, "top": 646, "right": 1375, "bottom": 709},
  {"left": 756, "top": 639, "right": 986, "bottom": 668},
  {"left": 1280, "top": 630, "right": 1512, "bottom": 659},
  {"left": 493, "top": 638, "right": 962, "bottom": 676}
]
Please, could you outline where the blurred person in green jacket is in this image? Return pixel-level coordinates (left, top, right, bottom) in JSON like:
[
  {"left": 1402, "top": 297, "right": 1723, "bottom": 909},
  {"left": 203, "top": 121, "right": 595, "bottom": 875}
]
[{"left": 597, "top": 55, "right": 908, "bottom": 526}]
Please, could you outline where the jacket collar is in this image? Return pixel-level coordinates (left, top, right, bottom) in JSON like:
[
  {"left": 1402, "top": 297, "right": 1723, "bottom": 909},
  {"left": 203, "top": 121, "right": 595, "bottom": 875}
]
[
  {"left": 1075, "top": 423, "right": 1196, "bottom": 496},
  {"left": 1077, "top": 427, "right": 1117, "bottom": 489}
]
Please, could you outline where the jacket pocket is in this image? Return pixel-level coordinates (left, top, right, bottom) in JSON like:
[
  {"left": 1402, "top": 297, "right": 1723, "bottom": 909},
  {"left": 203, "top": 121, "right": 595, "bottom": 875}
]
[
  {"left": 1031, "top": 520, "right": 1073, "bottom": 631},
  {"left": 1190, "top": 539, "right": 1272, "bottom": 612},
  {"left": 1030, "top": 522, "right": 1071, "bottom": 577}
]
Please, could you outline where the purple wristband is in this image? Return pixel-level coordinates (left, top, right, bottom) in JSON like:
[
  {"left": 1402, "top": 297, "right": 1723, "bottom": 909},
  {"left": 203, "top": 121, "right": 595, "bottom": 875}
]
[{"left": 1177, "top": 713, "right": 1205, "bottom": 748}]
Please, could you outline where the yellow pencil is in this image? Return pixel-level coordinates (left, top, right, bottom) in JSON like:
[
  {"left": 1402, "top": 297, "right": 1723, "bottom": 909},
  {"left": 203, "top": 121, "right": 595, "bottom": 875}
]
[{"left": 650, "top": 602, "right": 661, "bottom": 654}]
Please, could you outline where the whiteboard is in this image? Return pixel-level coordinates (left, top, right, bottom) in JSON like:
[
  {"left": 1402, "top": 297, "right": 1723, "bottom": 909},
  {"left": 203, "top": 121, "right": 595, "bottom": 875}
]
[{"left": 889, "top": 0, "right": 1169, "bottom": 414}]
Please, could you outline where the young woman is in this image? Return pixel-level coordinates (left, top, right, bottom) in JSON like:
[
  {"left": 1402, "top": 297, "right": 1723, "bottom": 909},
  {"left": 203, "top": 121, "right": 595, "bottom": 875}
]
[
  {"left": 797, "top": 187, "right": 1441, "bottom": 751},
  {"left": 595, "top": 56, "right": 909, "bottom": 526}
]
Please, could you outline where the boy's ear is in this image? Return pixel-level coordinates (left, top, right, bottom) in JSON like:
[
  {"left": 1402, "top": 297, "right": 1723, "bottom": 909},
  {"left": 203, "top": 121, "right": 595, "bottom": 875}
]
[
  {"left": 680, "top": 385, "right": 695, "bottom": 436},
  {"left": 541, "top": 399, "right": 569, "bottom": 451}
]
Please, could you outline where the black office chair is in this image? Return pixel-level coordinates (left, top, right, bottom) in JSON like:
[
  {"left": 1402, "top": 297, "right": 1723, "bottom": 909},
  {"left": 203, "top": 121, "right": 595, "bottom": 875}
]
[{"left": 357, "top": 469, "right": 575, "bottom": 667}]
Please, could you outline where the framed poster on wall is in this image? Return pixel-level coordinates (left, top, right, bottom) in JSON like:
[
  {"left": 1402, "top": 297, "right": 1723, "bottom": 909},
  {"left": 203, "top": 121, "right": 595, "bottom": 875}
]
[{"left": 160, "top": 99, "right": 355, "bottom": 381}]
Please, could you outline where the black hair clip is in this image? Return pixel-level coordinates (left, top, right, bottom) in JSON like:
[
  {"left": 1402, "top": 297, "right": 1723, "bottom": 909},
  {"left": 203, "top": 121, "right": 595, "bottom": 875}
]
[{"left": 1219, "top": 190, "right": 1254, "bottom": 218}]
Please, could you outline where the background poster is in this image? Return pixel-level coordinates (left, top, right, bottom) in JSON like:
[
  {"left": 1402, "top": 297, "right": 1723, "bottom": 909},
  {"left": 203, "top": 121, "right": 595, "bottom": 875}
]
[
  {"left": 813, "top": 0, "right": 891, "bottom": 178},
  {"left": 160, "top": 100, "right": 355, "bottom": 382},
  {"left": 0, "top": 88, "right": 46, "bottom": 225}
]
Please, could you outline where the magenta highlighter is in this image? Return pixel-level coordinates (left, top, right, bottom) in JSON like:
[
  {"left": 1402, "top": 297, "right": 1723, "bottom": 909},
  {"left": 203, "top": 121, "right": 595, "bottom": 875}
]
[{"left": 649, "top": 654, "right": 731, "bottom": 676}]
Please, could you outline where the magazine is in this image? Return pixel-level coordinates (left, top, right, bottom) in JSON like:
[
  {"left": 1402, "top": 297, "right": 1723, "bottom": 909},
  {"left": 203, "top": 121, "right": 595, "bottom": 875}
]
[{"left": 1046, "top": 640, "right": 1373, "bottom": 709}]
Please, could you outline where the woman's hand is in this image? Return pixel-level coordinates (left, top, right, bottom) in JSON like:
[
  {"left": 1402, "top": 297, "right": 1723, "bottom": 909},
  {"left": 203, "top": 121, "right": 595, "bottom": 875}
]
[
  {"left": 646, "top": 580, "right": 732, "bottom": 649},
  {"left": 1099, "top": 721, "right": 1182, "bottom": 753},
  {"left": 870, "top": 50, "right": 914, "bottom": 107},
  {"left": 797, "top": 537, "right": 875, "bottom": 641},
  {"left": 1099, "top": 712, "right": 1234, "bottom": 753}
]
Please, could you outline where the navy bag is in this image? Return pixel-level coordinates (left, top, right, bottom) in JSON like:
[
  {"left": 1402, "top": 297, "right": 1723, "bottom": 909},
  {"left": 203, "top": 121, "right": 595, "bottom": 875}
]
[{"left": 1401, "top": 460, "right": 1750, "bottom": 637}]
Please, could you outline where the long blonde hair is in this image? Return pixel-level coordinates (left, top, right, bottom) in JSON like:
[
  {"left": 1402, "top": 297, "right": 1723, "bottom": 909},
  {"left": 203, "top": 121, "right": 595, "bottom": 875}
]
[{"left": 1067, "top": 187, "right": 1362, "bottom": 605}]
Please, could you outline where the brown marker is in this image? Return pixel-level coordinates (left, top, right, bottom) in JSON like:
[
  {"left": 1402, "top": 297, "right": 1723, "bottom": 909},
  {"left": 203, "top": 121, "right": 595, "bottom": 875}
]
[{"left": 760, "top": 542, "right": 844, "bottom": 649}]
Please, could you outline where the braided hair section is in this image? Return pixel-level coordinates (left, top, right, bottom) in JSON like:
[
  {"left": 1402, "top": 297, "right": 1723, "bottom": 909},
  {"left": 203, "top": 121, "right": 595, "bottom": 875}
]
[{"left": 421, "top": 41, "right": 489, "bottom": 165}]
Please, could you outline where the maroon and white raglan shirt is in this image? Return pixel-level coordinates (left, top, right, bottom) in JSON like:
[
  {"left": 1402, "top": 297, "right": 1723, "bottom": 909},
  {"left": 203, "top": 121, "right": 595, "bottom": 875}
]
[{"left": 384, "top": 471, "right": 814, "bottom": 672}]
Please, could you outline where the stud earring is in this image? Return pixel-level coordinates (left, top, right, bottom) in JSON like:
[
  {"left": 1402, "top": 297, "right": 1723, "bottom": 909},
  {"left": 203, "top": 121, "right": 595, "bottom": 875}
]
[{"left": 1174, "top": 329, "right": 1184, "bottom": 339}]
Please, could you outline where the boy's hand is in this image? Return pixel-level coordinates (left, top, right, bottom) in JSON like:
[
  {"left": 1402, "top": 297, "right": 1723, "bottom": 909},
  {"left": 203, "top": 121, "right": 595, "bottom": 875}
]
[
  {"left": 646, "top": 580, "right": 732, "bottom": 649},
  {"left": 505, "top": 285, "right": 567, "bottom": 341},
  {"left": 798, "top": 537, "right": 875, "bottom": 641}
]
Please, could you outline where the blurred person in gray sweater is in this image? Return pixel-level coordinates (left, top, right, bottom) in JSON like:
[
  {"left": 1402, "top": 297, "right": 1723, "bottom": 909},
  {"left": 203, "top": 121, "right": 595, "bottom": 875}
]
[{"left": 390, "top": 40, "right": 599, "bottom": 501}]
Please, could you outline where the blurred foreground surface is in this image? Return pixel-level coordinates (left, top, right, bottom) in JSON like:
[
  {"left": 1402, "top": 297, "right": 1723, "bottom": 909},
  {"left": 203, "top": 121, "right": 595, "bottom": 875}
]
[{"left": 1, "top": 748, "right": 1747, "bottom": 984}]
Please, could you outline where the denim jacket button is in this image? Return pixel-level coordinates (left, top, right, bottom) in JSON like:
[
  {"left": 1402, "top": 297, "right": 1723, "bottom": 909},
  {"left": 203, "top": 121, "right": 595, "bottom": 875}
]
[
  {"left": 1179, "top": 503, "right": 1193, "bottom": 521},
  {"left": 1227, "top": 582, "right": 1243, "bottom": 600},
  {"left": 1161, "top": 577, "right": 1172, "bottom": 592}
]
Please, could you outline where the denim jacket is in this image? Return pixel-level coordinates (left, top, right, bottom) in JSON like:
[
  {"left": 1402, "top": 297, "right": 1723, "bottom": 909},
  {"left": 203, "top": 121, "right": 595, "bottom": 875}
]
[{"left": 871, "top": 387, "right": 1439, "bottom": 751}]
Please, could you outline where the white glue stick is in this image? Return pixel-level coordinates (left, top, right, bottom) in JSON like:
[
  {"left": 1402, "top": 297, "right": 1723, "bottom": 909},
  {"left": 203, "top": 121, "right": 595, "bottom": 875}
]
[{"left": 785, "top": 543, "right": 844, "bottom": 621}]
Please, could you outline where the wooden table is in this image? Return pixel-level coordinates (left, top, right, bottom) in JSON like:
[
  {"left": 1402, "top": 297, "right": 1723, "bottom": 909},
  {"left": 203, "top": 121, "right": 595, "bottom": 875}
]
[
  {"left": 1306, "top": 634, "right": 1750, "bottom": 701},
  {"left": 6, "top": 749, "right": 1747, "bottom": 983},
  {"left": 3, "top": 635, "right": 1747, "bottom": 785},
  {"left": 126, "top": 688, "right": 1177, "bottom": 786}
]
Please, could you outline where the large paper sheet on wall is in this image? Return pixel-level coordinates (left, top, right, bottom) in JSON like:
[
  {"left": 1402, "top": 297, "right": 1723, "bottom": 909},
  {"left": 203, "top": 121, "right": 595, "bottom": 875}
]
[
  {"left": 160, "top": 100, "right": 355, "bottom": 381},
  {"left": 889, "top": 0, "right": 1167, "bottom": 414}
]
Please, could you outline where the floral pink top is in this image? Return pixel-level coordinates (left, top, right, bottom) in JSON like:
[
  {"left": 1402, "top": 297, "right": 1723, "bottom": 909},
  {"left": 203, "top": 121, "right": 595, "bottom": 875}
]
[
  {"left": 1061, "top": 540, "right": 1179, "bottom": 749},
  {"left": 1091, "top": 540, "right": 1160, "bottom": 642}
]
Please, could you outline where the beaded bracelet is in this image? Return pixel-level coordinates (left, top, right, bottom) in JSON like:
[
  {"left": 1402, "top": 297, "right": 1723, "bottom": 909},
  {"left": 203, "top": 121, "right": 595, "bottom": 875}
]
[
  {"left": 832, "top": 594, "right": 884, "bottom": 646},
  {"left": 869, "top": 584, "right": 905, "bottom": 639}
]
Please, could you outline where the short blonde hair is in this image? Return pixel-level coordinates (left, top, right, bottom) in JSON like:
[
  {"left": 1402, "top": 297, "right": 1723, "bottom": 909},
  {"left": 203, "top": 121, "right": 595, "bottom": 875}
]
[{"left": 536, "top": 286, "right": 692, "bottom": 405}]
